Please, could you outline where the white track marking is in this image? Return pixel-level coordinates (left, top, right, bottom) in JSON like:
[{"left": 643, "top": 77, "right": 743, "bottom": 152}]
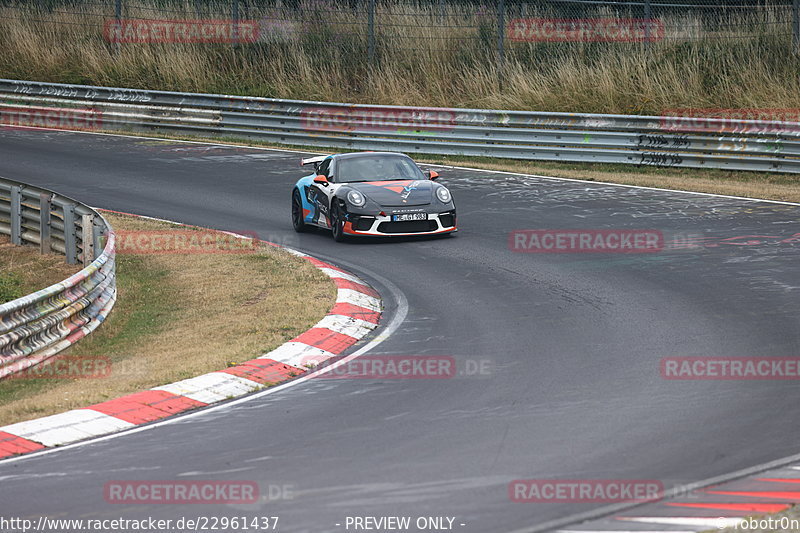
[
  {"left": 1, "top": 410, "right": 135, "bottom": 447},
  {"left": 559, "top": 530, "right": 698, "bottom": 533},
  {"left": 314, "top": 315, "right": 378, "bottom": 339},
  {"left": 318, "top": 267, "right": 364, "bottom": 284},
  {"left": 617, "top": 517, "right": 744, "bottom": 527},
  {"left": 153, "top": 373, "right": 263, "bottom": 404},
  {"left": 337, "top": 288, "right": 382, "bottom": 312},
  {"left": 259, "top": 342, "right": 336, "bottom": 368}
]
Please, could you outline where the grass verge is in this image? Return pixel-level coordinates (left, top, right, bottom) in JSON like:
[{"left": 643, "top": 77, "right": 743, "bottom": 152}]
[
  {"left": 0, "top": 212, "right": 335, "bottom": 426},
  {"left": 0, "top": 235, "right": 79, "bottom": 304}
]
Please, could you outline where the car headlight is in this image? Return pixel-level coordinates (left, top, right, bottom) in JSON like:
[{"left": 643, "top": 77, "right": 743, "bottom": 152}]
[
  {"left": 347, "top": 190, "right": 366, "bottom": 207},
  {"left": 435, "top": 186, "right": 451, "bottom": 203}
]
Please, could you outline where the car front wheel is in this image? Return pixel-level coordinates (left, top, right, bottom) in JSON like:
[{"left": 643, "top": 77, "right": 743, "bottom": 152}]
[{"left": 330, "top": 201, "right": 348, "bottom": 242}]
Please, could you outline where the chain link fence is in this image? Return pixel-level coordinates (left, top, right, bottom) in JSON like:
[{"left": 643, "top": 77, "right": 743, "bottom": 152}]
[{"left": 0, "top": 0, "right": 795, "bottom": 115}]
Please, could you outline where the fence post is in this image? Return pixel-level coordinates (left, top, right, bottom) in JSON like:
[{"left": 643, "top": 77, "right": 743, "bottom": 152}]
[
  {"left": 114, "top": 0, "right": 122, "bottom": 55},
  {"left": 10, "top": 186, "right": 21, "bottom": 245},
  {"left": 368, "top": 0, "right": 376, "bottom": 67},
  {"left": 644, "top": 0, "right": 652, "bottom": 51},
  {"left": 232, "top": 0, "right": 240, "bottom": 46},
  {"left": 794, "top": 0, "right": 800, "bottom": 52},
  {"left": 39, "top": 193, "right": 52, "bottom": 254},
  {"left": 497, "top": 0, "right": 506, "bottom": 88},
  {"left": 63, "top": 204, "right": 78, "bottom": 265}
]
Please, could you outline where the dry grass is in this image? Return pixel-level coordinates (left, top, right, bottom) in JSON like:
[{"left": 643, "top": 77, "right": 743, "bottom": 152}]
[
  {"left": 0, "top": 212, "right": 335, "bottom": 425},
  {"left": 0, "top": 234, "right": 80, "bottom": 304},
  {"left": 0, "top": 1, "right": 797, "bottom": 114}
]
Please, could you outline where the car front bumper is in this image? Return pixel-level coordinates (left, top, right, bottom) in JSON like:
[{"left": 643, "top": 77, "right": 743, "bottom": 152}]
[{"left": 343, "top": 211, "right": 457, "bottom": 237}]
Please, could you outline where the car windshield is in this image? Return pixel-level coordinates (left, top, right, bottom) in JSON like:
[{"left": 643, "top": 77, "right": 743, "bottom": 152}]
[{"left": 336, "top": 155, "right": 425, "bottom": 183}]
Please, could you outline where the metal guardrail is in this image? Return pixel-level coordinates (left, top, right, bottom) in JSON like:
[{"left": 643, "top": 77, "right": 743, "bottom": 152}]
[
  {"left": 0, "top": 78, "right": 799, "bottom": 173},
  {"left": 0, "top": 177, "right": 116, "bottom": 379}
]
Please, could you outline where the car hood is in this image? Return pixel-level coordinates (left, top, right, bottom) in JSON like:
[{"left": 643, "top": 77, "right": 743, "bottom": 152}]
[{"left": 348, "top": 180, "right": 433, "bottom": 207}]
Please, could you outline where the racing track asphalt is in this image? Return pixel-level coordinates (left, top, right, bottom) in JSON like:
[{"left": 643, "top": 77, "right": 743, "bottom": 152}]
[{"left": 0, "top": 128, "right": 799, "bottom": 532}]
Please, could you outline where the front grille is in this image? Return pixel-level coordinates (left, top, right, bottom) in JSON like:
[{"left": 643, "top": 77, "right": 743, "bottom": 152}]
[
  {"left": 439, "top": 214, "right": 455, "bottom": 228},
  {"left": 377, "top": 220, "right": 438, "bottom": 234}
]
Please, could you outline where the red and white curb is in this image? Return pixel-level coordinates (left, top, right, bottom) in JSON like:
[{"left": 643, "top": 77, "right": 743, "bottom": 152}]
[
  {"left": 0, "top": 219, "right": 382, "bottom": 459},
  {"left": 531, "top": 465, "right": 800, "bottom": 533}
]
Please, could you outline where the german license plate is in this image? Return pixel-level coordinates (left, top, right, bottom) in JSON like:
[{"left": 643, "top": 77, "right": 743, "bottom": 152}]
[{"left": 392, "top": 213, "right": 428, "bottom": 222}]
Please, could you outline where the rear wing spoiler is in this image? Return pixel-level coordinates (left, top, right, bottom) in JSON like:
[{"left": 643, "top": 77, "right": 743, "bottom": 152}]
[{"left": 300, "top": 155, "right": 328, "bottom": 170}]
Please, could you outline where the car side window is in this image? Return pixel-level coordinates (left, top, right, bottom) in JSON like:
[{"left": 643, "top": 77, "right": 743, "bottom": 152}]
[{"left": 317, "top": 158, "right": 331, "bottom": 180}]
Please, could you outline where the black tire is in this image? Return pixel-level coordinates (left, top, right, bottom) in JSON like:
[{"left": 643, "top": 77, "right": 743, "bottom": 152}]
[
  {"left": 292, "top": 189, "right": 309, "bottom": 233},
  {"left": 330, "top": 201, "right": 348, "bottom": 242}
]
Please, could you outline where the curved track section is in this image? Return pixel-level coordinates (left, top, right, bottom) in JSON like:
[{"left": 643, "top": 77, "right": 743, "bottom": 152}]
[{"left": 0, "top": 129, "right": 799, "bottom": 532}]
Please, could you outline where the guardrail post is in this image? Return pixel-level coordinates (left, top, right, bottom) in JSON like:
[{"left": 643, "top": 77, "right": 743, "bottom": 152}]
[
  {"left": 39, "top": 192, "right": 52, "bottom": 254},
  {"left": 81, "top": 214, "right": 94, "bottom": 266},
  {"left": 93, "top": 217, "right": 104, "bottom": 261},
  {"left": 63, "top": 204, "right": 78, "bottom": 265},
  {"left": 10, "top": 185, "right": 21, "bottom": 245}
]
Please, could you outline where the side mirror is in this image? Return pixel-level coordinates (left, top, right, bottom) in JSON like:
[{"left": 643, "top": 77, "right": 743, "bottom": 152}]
[
  {"left": 426, "top": 170, "right": 439, "bottom": 181},
  {"left": 314, "top": 175, "right": 329, "bottom": 186}
]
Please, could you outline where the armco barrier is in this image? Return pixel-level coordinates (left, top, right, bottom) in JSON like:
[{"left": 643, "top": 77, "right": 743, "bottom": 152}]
[
  {"left": 1, "top": 78, "right": 799, "bottom": 173},
  {"left": 0, "top": 177, "right": 115, "bottom": 379}
]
